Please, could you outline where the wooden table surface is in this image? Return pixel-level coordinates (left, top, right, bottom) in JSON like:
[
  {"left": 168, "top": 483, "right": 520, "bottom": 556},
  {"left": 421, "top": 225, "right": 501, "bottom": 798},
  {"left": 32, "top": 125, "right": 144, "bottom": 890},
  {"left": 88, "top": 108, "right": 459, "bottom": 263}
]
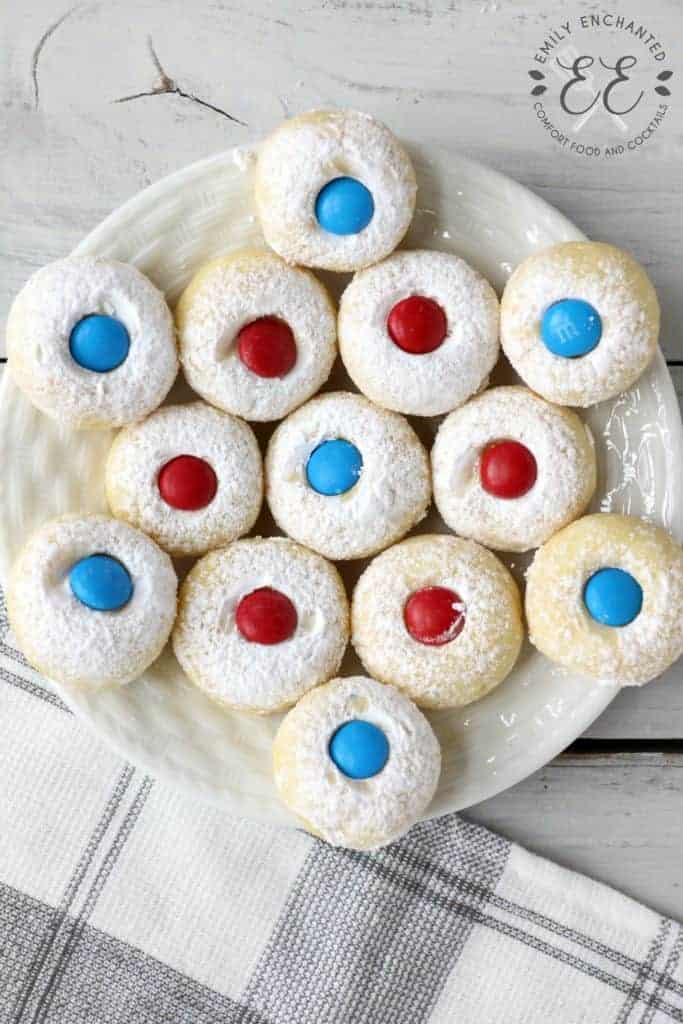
[{"left": 2, "top": 0, "right": 682, "bottom": 918}]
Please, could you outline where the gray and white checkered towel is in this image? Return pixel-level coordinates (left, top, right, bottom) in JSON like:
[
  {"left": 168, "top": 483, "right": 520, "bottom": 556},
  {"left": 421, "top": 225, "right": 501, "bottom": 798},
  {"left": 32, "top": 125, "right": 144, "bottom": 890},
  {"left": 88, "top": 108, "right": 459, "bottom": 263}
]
[{"left": 1, "top": 589, "right": 682, "bottom": 1024}]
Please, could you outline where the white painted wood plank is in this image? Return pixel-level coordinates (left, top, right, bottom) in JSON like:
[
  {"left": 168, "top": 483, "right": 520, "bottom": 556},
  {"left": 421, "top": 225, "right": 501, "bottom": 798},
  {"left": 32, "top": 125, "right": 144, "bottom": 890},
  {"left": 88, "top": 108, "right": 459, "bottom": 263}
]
[
  {"left": 2, "top": 0, "right": 682, "bottom": 358},
  {"left": 584, "top": 666, "right": 683, "bottom": 738},
  {"left": 468, "top": 752, "right": 683, "bottom": 919}
]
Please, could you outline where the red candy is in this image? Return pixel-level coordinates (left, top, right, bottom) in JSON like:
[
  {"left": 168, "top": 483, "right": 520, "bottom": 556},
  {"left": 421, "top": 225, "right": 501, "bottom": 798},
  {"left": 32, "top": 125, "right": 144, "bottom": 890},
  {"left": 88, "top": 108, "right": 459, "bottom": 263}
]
[
  {"left": 235, "top": 587, "right": 298, "bottom": 645},
  {"left": 237, "top": 316, "right": 297, "bottom": 378},
  {"left": 480, "top": 440, "right": 537, "bottom": 500},
  {"left": 158, "top": 455, "right": 218, "bottom": 511},
  {"left": 387, "top": 296, "right": 447, "bottom": 354},
  {"left": 404, "top": 586, "right": 465, "bottom": 646}
]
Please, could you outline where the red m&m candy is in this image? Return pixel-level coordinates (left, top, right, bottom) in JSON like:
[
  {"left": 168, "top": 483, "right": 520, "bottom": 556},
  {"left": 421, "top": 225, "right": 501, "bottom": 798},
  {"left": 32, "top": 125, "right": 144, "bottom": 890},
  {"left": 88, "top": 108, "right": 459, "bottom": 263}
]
[
  {"left": 158, "top": 455, "right": 218, "bottom": 511},
  {"left": 237, "top": 316, "right": 297, "bottom": 378},
  {"left": 387, "top": 296, "right": 447, "bottom": 355},
  {"left": 404, "top": 586, "right": 466, "bottom": 646},
  {"left": 235, "top": 587, "right": 298, "bottom": 645},
  {"left": 480, "top": 440, "right": 537, "bottom": 500}
]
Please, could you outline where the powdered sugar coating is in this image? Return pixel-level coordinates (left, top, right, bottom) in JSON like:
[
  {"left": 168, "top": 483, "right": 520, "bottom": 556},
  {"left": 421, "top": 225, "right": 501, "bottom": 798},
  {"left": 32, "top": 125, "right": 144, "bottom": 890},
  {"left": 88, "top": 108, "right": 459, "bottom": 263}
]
[
  {"left": 352, "top": 535, "right": 523, "bottom": 708},
  {"left": 176, "top": 250, "right": 337, "bottom": 421},
  {"left": 254, "top": 109, "right": 417, "bottom": 272},
  {"left": 105, "top": 401, "right": 263, "bottom": 557},
  {"left": 7, "top": 258, "right": 178, "bottom": 429},
  {"left": 266, "top": 392, "right": 431, "bottom": 560},
  {"left": 173, "top": 537, "right": 349, "bottom": 713},
  {"left": 501, "top": 242, "right": 660, "bottom": 407},
  {"left": 526, "top": 513, "right": 683, "bottom": 685},
  {"left": 273, "top": 675, "right": 441, "bottom": 849},
  {"left": 432, "top": 386, "right": 597, "bottom": 552},
  {"left": 339, "top": 249, "right": 500, "bottom": 416},
  {"left": 7, "top": 515, "right": 177, "bottom": 690}
]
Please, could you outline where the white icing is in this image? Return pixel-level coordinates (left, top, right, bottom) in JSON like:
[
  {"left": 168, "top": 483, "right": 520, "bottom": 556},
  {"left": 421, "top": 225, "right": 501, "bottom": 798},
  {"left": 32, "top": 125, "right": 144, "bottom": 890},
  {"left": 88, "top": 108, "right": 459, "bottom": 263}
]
[
  {"left": 352, "top": 535, "right": 523, "bottom": 708},
  {"left": 338, "top": 249, "right": 500, "bottom": 416},
  {"left": 105, "top": 401, "right": 262, "bottom": 557},
  {"left": 265, "top": 392, "right": 431, "bottom": 560},
  {"left": 273, "top": 675, "right": 441, "bottom": 849},
  {"left": 7, "top": 258, "right": 178, "bottom": 428},
  {"left": 501, "top": 242, "right": 659, "bottom": 407},
  {"left": 255, "top": 109, "right": 417, "bottom": 272},
  {"left": 7, "top": 515, "right": 177, "bottom": 690},
  {"left": 177, "top": 250, "right": 337, "bottom": 421},
  {"left": 173, "top": 537, "right": 349, "bottom": 712},
  {"left": 432, "top": 386, "right": 597, "bottom": 552},
  {"left": 526, "top": 513, "right": 683, "bottom": 685}
]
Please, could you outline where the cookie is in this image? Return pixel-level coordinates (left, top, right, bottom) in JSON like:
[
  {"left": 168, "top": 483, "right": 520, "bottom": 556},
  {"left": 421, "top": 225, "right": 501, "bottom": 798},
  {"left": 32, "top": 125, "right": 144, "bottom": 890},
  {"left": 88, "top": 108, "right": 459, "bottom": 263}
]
[
  {"left": 105, "top": 401, "right": 263, "bottom": 557},
  {"left": 338, "top": 249, "right": 499, "bottom": 415},
  {"left": 254, "top": 109, "right": 417, "bottom": 272},
  {"left": 7, "top": 515, "right": 177, "bottom": 690},
  {"left": 272, "top": 675, "right": 441, "bottom": 850},
  {"left": 526, "top": 513, "right": 683, "bottom": 685},
  {"left": 500, "top": 242, "right": 660, "bottom": 407},
  {"left": 352, "top": 534, "right": 523, "bottom": 708},
  {"left": 431, "top": 386, "right": 597, "bottom": 552},
  {"left": 265, "top": 391, "right": 431, "bottom": 560},
  {"left": 172, "top": 537, "right": 349, "bottom": 714},
  {"left": 176, "top": 250, "right": 337, "bottom": 421},
  {"left": 7, "top": 258, "right": 177, "bottom": 428}
]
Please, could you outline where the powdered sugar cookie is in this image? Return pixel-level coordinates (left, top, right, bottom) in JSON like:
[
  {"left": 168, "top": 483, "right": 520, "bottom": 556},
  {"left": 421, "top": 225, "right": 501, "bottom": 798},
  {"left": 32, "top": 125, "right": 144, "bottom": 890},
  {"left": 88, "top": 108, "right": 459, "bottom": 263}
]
[
  {"left": 501, "top": 242, "right": 660, "bottom": 407},
  {"left": 176, "top": 250, "right": 337, "bottom": 421},
  {"left": 526, "top": 514, "right": 683, "bottom": 685},
  {"left": 7, "top": 258, "right": 177, "bottom": 429},
  {"left": 338, "top": 249, "right": 499, "bottom": 416},
  {"left": 352, "top": 535, "right": 523, "bottom": 708},
  {"left": 255, "top": 110, "right": 417, "bottom": 272},
  {"left": 105, "top": 401, "right": 263, "bottom": 557},
  {"left": 7, "top": 515, "right": 177, "bottom": 690},
  {"left": 432, "top": 386, "right": 596, "bottom": 552},
  {"left": 265, "top": 392, "right": 431, "bottom": 561},
  {"left": 273, "top": 675, "right": 441, "bottom": 850},
  {"left": 173, "top": 537, "right": 349, "bottom": 714}
]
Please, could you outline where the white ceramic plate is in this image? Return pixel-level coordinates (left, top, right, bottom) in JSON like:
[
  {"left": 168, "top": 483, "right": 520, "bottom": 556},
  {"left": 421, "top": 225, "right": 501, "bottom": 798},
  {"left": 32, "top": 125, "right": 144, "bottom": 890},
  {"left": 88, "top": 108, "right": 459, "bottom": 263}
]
[{"left": 1, "top": 142, "right": 682, "bottom": 828}]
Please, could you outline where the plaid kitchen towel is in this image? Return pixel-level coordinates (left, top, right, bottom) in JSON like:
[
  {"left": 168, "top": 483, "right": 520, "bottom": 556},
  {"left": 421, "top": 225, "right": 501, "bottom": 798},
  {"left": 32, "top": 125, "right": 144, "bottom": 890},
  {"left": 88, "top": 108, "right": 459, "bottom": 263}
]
[{"left": 1, "top": 591, "right": 682, "bottom": 1024}]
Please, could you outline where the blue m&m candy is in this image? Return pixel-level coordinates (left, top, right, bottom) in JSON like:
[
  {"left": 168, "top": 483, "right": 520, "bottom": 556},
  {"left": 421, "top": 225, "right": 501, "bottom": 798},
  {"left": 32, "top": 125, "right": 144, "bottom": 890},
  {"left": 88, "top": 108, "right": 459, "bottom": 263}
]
[
  {"left": 69, "top": 554, "right": 133, "bottom": 612},
  {"left": 315, "top": 177, "right": 374, "bottom": 236},
  {"left": 583, "top": 567, "right": 642, "bottom": 627},
  {"left": 541, "top": 299, "right": 602, "bottom": 358},
  {"left": 329, "top": 720, "right": 390, "bottom": 779},
  {"left": 306, "top": 439, "right": 363, "bottom": 496},
  {"left": 69, "top": 314, "right": 130, "bottom": 372}
]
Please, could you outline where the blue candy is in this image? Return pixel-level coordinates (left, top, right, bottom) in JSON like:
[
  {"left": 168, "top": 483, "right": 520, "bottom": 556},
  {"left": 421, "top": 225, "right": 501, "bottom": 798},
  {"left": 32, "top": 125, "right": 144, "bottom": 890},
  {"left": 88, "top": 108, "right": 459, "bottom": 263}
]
[
  {"left": 306, "top": 439, "right": 363, "bottom": 496},
  {"left": 69, "top": 314, "right": 130, "bottom": 372},
  {"left": 329, "top": 720, "right": 390, "bottom": 780},
  {"left": 69, "top": 554, "right": 134, "bottom": 612},
  {"left": 583, "top": 567, "right": 643, "bottom": 627},
  {"left": 541, "top": 298, "right": 602, "bottom": 358},
  {"left": 315, "top": 177, "right": 374, "bottom": 236}
]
